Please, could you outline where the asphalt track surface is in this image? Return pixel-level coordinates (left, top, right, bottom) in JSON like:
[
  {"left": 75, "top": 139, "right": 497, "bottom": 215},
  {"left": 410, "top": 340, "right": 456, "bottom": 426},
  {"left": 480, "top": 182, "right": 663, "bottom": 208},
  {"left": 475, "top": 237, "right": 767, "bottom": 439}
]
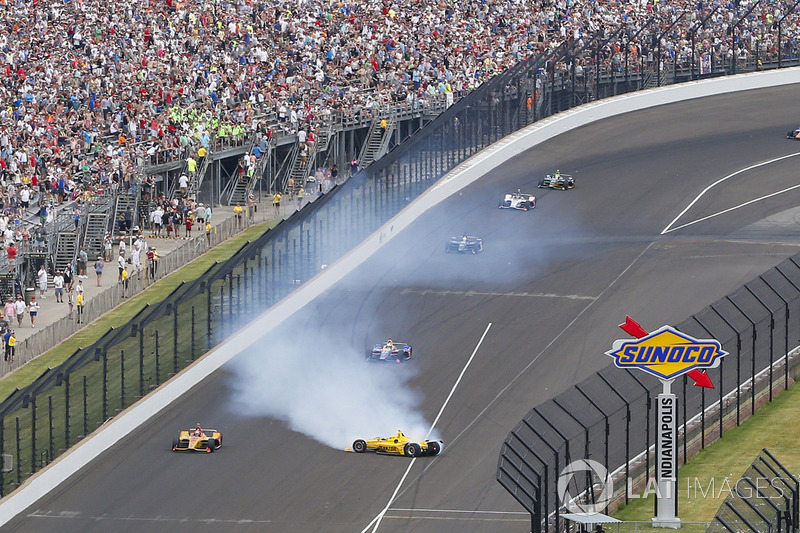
[{"left": 8, "top": 85, "right": 800, "bottom": 533}]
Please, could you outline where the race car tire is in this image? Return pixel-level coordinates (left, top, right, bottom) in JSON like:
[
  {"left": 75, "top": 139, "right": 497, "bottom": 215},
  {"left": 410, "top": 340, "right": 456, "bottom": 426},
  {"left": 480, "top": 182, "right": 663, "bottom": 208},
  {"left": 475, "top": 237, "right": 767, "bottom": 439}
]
[
  {"left": 206, "top": 440, "right": 215, "bottom": 453},
  {"left": 208, "top": 438, "right": 219, "bottom": 450},
  {"left": 427, "top": 441, "right": 441, "bottom": 456},
  {"left": 172, "top": 439, "right": 180, "bottom": 451},
  {"left": 353, "top": 439, "right": 367, "bottom": 453},
  {"left": 404, "top": 443, "right": 421, "bottom": 457}
]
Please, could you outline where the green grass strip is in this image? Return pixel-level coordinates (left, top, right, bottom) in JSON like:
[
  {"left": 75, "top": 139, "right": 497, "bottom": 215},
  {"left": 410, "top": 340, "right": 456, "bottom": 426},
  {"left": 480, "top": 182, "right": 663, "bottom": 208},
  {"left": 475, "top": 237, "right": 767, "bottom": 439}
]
[
  {"left": 0, "top": 220, "right": 278, "bottom": 401},
  {"left": 614, "top": 383, "right": 800, "bottom": 523}
]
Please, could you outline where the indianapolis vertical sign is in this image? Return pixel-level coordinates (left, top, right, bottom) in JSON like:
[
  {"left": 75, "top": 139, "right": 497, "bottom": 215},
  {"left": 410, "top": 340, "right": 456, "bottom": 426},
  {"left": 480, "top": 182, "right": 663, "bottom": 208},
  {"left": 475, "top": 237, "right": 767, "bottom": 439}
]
[{"left": 607, "top": 317, "right": 726, "bottom": 528}]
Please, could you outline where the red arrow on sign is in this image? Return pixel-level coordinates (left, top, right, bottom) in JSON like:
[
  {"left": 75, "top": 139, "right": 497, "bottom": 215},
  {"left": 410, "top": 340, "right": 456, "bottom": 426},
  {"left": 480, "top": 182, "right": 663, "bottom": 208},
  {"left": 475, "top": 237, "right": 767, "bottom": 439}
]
[{"left": 618, "top": 316, "right": 714, "bottom": 388}]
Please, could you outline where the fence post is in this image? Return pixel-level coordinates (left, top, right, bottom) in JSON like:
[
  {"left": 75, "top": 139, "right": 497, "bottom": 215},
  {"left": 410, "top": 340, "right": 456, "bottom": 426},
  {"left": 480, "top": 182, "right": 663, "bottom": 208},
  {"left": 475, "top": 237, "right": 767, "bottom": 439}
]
[
  {"left": 0, "top": 416, "right": 4, "bottom": 497},
  {"left": 82, "top": 375, "right": 87, "bottom": 438},
  {"left": 219, "top": 285, "right": 225, "bottom": 339},
  {"left": 48, "top": 396, "right": 53, "bottom": 466},
  {"left": 97, "top": 349, "right": 106, "bottom": 422},
  {"left": 727, "top": 296, "right": 757, "bottom": 416},
  {"left": 711, "top": 305, "right": 742, "bottom": 425},
  {"left": 599, "top": 373, "right": 631, "bottom": 504},
  {"left": 155, "top": 330, "right": 160, "bottom": 387},
  {"left": 692, "top": 316, "right": 724, "bottom": 441},
  {"left": 15, "top": 417, "right": 20, "bottom": 485},
  {"left": 139, "top": 327, "right": 145, "bottom": 398},
  {"left": 64, "top": 374, "right": 70, "bottom": 447},
  {"left": 173, "top": 305, "right": 179, "bottom": 375},
  {"left": 30, "top": 396, "right": 36, "bottom": 475},
  {"left": 207, "top": 284, "right": 213, "bottom": 350},
  {"left": 120, "top": 349, "right": 125, "bottom": 408},
  {"left": 761, "top": 274, "right": 792, "bottom": 392},
  {"left": 191, "top": 306, "right": 196, "bottom": 361},
  {"left": 745, "top": 286, "right": 775, "bottom": 402},
  {"left": 228, "top": 275, "right": 234, "bottom": 333}
]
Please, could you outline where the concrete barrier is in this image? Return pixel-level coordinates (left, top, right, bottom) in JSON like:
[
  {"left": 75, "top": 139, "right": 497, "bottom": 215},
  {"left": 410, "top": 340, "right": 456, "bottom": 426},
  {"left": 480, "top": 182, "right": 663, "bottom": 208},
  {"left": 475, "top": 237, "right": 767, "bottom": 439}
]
[{"left": 1, "top": 68, "right": 799, "bottom": 526}]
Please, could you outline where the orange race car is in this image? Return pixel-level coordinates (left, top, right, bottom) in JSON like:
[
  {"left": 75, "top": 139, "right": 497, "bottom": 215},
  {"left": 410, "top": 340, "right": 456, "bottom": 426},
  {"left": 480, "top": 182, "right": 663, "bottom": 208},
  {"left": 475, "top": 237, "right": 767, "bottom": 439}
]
[{"left": 171, "top": 424, "right": 223, "bottom": 453}]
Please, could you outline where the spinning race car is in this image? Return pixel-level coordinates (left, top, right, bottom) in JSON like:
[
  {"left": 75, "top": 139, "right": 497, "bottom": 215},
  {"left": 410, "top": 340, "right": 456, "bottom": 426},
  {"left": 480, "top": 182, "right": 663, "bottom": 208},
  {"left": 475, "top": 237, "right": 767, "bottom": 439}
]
[
  {"left": 499, "top": 190, "right": 536, "bottom": 211},
  {"left": 368, "top": 339, "right": 412, "bottom": 363},
  {"left": 446, "top": 234, "right": 483, "bottom": 254},
  {"left": 538, "top": 170, "right": 575, "bottom": 190},
  {"left": 347, "top": 430, "right": 443, "bottom": 457},
  {"left": 172, "top": 425, "right": 223, "bottom": 453}
]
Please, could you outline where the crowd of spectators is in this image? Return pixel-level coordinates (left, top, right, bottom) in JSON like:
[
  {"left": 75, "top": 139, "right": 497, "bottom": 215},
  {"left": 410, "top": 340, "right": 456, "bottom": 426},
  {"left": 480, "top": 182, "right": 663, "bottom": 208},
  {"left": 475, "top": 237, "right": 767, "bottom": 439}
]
[
  {"left": 0, "top": 0, "right": 790, "bottom": 215},
  {"left": 0, "top": 0, "right": 790, "bottom": 282}
]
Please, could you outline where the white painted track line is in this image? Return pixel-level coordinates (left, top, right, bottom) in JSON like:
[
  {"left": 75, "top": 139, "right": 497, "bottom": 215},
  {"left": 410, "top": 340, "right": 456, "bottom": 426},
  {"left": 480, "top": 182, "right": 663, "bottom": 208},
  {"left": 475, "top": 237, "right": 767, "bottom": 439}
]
[
  {"left": 361, "top": 323, "right": 492, "bottom": 533},
  {"left": 661, "top": 151, "right": 800, "bottom": 234}
]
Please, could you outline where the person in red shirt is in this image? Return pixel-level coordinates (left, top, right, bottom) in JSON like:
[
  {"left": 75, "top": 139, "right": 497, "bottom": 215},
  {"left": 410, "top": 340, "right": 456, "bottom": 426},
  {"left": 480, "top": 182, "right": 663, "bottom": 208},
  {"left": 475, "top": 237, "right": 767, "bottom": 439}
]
[{"left": 6, "top": 244, "right": 17, "bottom": 273}]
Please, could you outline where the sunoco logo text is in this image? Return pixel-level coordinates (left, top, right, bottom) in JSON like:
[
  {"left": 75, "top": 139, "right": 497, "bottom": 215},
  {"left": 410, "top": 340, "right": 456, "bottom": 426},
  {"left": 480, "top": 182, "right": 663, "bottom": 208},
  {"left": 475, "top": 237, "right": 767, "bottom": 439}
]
[{"left": 606, "top": 326, "right": 727, "bottom": 380}]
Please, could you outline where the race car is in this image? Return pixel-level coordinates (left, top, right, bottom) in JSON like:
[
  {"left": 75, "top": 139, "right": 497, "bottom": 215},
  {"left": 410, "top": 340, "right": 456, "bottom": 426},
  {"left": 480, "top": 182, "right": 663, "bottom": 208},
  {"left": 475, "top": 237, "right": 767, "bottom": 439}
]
[
  {"left": 171, "top": 425, "right": 223, "bottom": 453},
  {"left": 368, "top": 339, "right": 412, "bottom": 363},
  {"left": 446, "top": 234, "right": 483, "bottom": 254},
  {"left": 538, "top": 171, "right": 575, "bottom": 190},
  {"left": 347, "top": 430, "right": 443, "bottom": 457},
  {"left": 787, "top": 128, "right": 800, "bottom": 140},
  {"left": 499, "top": 190, "right": 536, "bottom": 211}
]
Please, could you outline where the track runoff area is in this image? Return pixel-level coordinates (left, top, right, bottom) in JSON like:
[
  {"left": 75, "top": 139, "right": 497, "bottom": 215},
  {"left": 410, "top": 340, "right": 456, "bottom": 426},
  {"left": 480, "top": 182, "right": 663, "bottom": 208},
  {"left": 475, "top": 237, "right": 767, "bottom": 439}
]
[{"left": 0, "top": 72, "right": 800, "bottom": 531}]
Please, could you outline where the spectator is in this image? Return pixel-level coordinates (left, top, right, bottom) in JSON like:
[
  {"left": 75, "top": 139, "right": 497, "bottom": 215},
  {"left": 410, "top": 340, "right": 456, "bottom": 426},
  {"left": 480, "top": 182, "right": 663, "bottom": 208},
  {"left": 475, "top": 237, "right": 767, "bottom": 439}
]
[
  {"left": 94, "top": 258, "right": 104, "bottom": 287},
  {"left": 234, "top": 203, "right": 244, "bottom": 228},
  {"left": 3, "top": 298, "right": 14, "bottom": 326},
  {"left": 37, "top": 265, "right": 48, "bottom": 298},
  {"left": 121, "top": 266, "right": 129, "bottom": 298},
  {"left": 76, "top": 292, "right": 85, "bottom": 324},
  {"left": 118, "top": 251, "right": 126, "bottom": 281},
  {"left": 63, "top": 263, "right": 74, "bottom": 291},
  {"left": 6, "top": 243, "right": 17, "bottom": 272},
  {"left": 28, "top": 296, "right": 39, "bottom": 327},
  {"left": 14, "top": 296, "right": 25, "bottom": 328},
  {"left": 78, "top": 247, "right": 88, "bottom": 279},
  {"left": 6, "top": 330, "right": 14, "bottom": 362},
  {"left": 53, "top": 272, "right": 65, "bottom": 303},
  {"left": 3, "top": 328, "right": 10, "bottom": 361},
  {"left": 247, "top": 194, "right": 256, "bottom": 222},
  {"left": 273, "top": 193, "right": 282, "bottom": 216}
]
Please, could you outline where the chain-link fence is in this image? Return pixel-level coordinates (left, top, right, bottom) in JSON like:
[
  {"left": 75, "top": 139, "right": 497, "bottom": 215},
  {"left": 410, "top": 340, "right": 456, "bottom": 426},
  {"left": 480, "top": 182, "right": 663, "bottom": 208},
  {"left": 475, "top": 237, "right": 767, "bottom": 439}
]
[
  {"left": 1, "top": 7, "right": 798, "bottom": 499},
  {"left": 498, "top": 258, "right": 800, "bottom": 532}
]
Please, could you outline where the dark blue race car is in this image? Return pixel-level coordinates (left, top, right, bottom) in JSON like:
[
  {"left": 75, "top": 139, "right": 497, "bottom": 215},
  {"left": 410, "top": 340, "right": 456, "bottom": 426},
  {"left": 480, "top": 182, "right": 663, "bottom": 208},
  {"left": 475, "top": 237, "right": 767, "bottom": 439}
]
[
  {"left": 368, "top": 340, "right": 413, "bottom": 363},
  {"left": 446, "top": 235, "right": 483, "bottom": 254}
]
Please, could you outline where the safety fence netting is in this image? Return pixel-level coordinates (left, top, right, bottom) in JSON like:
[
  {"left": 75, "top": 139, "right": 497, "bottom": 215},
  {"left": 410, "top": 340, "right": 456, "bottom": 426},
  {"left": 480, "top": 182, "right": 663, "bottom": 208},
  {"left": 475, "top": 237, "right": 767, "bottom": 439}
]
[{"left": 498, "top": 257, "right": 800, "bottom": 532}]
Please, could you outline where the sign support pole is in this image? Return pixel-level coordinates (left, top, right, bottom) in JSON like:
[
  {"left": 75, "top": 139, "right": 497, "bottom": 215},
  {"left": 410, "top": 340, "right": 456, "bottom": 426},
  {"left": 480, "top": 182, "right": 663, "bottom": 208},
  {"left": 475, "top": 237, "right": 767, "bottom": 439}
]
[{"left": 654, "top": 379, "right": 680, "bottom": 528}]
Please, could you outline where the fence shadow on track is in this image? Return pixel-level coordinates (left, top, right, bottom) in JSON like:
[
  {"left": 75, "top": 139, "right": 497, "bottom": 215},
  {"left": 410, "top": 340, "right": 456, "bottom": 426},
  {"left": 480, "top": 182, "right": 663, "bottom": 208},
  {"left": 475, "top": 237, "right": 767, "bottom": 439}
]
[{"left": 0, "top": 12, "right": 797, "bottom": 497}]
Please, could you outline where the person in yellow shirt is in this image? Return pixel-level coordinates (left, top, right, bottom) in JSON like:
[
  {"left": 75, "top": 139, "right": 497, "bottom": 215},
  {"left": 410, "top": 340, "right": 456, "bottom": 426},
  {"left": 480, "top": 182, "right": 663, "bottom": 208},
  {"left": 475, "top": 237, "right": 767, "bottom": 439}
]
[
  {"left": 273, "top": 192, "right": 281, "bottom": 216},
  {"left": 7, "top": 330, "right": 15, "bottom": 362},
  {"left": 121, "top": 266, "right": 129, "bottom": 298},
  {"left": 76, "top": 292, "right": 85, "bottom": 324},
  {"left": 233, "top": 203, "right": 243, "bottom": 228}
]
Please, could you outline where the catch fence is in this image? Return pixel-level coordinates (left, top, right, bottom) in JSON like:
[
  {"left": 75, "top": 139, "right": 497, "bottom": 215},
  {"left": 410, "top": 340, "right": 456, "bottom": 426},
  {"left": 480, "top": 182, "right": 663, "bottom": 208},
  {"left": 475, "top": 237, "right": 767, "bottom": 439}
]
[
  {"left": 498, "top": 258, "right": 800, "bottom": 532},
  {"left": 0, "top": 9, "right": 798, "bottom": 499}
]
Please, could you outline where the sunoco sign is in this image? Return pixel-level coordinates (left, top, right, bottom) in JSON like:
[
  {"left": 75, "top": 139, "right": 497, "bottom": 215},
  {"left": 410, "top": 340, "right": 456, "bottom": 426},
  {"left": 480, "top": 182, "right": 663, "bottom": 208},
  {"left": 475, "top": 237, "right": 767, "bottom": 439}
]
[{"left": 606, "top": 325, "right": 727, "bottom": 381}]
